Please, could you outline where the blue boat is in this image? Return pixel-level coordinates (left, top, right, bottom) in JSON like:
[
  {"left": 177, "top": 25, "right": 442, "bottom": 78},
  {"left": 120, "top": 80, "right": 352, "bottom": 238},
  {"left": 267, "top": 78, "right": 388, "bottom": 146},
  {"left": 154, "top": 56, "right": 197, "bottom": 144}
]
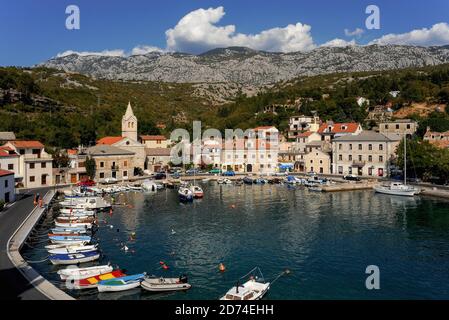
[
  {"left": 49, "top": 235, "right": 91, "bottom": 241},
  {"left": 49, "top": 250, "right": 100, "bottom": 265},
  {"left": 97, "top": 273, "right": 146, "bottom": 292},
  {"left": 243, "top": 177, "right": 254, "bottom": 185}
]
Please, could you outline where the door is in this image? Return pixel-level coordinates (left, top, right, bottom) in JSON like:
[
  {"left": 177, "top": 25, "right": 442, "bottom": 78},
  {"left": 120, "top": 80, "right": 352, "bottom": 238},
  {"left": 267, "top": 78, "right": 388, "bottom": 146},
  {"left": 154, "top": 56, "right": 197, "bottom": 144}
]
[
  {"left": 5, "top": 192, "right": 10, "bottom": 203},
  {"left": 41, "top": 174, "right": 47, "bottom": 185},
  {"left": 71, "top": 174, "right": 77, "bottom": 184},
  {"left": 112, "top": 171, "right": 117, "bottom": 179},
  {"left": 246, "top": 164, "right": 253, "bottom": 172},
  {"left": 378, "top": 168, "right": 384, "bottom": 177}
]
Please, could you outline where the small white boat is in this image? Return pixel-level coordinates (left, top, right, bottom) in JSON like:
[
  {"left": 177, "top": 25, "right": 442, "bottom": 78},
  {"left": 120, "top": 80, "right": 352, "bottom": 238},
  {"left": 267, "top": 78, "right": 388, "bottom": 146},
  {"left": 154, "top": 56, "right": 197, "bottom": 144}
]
[
  {"left": 178, "top": 187, "right": 194, "bottom": 202},
  {"left": 373, "top": 182, "right": 419, "bottom": 197},
  {"left": 189, "top": 185, "right": 204, "bottom": 198},
  {"left": 97, "top": 273, "right": 146, "bottom": 292},
  {"left": 220, "top": 267, "right": 270, "bottom": 300},
  {"left": 127, "top": 184, "right": 143, "bottom": 191},
  {"left": 57, "top": 264, "right": 113, "bottom": 281},
  {"left": 59, "top": 197, "right": 111, "bottom": 210},
  {"left": 141, "top": 275, "right": 191, "bottom": 292},
  {"left": 59, "top": 208, "right": 95, "bottom": 216},
  {"left": 55, "top": 221, "right": 93, "bottom": 229},
  {"left": 57, "top": 215, "right": 92, "bottom": 221},
  {"left": 48, "top": 244, "right": 98, "bottom": 255},
  {"left": 201, "top": 178, "right": 211, "bottom": 183},
  {"left": 142, "top": 180, "right": 158, "bottom": 192},
  {"left": 217, "top": 178, "right": 232, "bottom": 185}
]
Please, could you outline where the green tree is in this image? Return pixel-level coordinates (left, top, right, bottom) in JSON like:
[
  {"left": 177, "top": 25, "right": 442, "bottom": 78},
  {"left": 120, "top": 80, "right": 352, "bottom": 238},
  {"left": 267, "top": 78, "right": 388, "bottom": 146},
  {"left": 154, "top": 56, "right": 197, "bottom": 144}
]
[{"left": 85, "top": 157, "right": 96, "bottom": 180}]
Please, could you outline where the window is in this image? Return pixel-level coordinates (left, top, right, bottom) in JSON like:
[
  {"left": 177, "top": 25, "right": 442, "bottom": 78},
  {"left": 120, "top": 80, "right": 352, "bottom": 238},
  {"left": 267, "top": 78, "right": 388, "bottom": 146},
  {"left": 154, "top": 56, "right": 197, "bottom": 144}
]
[
  {"left": 30, "top": 176, "right": 35, "bottom": 182},
  {"left": 5, "top": 180, "right": 8, "bottom": 188},
  {"left": 123, "top": 171, "right": 128, "bottom": 177},
  {"left": 19, "top": 149, "right": 25, "bottom": 155},
  {"left": 407, "top": 124, "right": 411, "bottom": 129},
  {"left": 358, "top": 144, "right": 362, "bottom": 150},
  {"left": 396, "top": 124, "right": 400, "bottom": 129},
  {"left": 349, "top": 144, "right": 353, "bottom": 150},
  {"left": 338, "top": 166, "right": 343, "bottom": 174},
  {"left": 8, "top": 164, "right": 13, "bottom": 170},
  {"left": 379, "top": 155, "right": 384, "bottom": 162},
  {"left": 30, "top": 163, "right": 35, "bottom": 169},
  {"left": 339, "top": 155, "right": 343, "bottom": 161},
  {"left": 368, "top": 168, "right": 373, "bottom": 176},
  {"left": 157, "top": 140, "right": 161, "bottom": 144},
  {"left": 379, "top": 144, "right": 384, "bottom": 151},
  {"left": 320, "top": 167, "right": 324, "bottom": 173},
  {"left": 385, "top": 124, "right": 389, "bottom": 129},
  {"left": 100, "top": 162, "right": 104, "bottom": 168},
  {"left": 124, "top": 161, "right": 128, "bottom": 167},
  {"left": 100, "top": 173, "right": 105, "bottom": 178},
  {"left": 349, "top": 155, "right": 352, "bottom": 161},
  {"left": 368, "top": 144, "right": 372, "bottom": 151},
  {"left": 368, "top": 155, "right": 372, "bottom": 162},
  {"left": 358, "top": 155, "right": 362, "bottom": 161},
  {"left": 41, "top": 162, "right": 46, "bottom": 168},
  {"left": 339, "top": 144, "right": 342, "bottom": 150}
]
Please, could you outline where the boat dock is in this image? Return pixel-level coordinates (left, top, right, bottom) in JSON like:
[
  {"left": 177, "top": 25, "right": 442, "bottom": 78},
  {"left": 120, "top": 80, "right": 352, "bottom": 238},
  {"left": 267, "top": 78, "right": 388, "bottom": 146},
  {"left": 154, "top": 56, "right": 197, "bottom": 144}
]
[{"left": 321, "top": 181, "right": 377, "bottom": 192}]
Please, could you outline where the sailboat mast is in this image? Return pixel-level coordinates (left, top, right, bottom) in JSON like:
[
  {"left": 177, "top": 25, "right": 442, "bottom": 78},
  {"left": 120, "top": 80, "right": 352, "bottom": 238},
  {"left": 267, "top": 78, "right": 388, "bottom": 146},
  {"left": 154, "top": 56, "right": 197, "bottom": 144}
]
[{"left": 404, "top": 134, "right": 407, "bottom": 186}]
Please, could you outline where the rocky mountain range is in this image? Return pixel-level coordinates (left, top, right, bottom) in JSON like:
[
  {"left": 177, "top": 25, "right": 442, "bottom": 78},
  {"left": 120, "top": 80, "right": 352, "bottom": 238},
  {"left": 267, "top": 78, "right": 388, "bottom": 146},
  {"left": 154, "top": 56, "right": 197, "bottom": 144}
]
[{"left": 39, "top": 45, "right": 449, "bottom": 87}]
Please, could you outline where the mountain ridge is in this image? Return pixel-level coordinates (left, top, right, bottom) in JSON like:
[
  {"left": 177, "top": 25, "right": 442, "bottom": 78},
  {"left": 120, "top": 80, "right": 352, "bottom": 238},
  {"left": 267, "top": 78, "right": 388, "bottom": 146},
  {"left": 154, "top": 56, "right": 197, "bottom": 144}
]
[{"left": 39, "top": 44, "right": 449, "bottom": 86}]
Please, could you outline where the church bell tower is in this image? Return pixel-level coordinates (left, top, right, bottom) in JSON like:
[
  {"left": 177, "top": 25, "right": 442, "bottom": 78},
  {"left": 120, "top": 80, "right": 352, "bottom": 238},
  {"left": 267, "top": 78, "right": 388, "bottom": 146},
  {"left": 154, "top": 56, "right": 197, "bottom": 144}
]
[{"left": 122, "top": 101, "right": 138, "bottom": 141}]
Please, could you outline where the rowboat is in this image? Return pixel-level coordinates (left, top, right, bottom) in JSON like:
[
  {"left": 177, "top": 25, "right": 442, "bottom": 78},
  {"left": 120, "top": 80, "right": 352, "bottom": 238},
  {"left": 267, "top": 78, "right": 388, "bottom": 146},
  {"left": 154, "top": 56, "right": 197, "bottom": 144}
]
[
  {"left": 49, "top": 250, "right": 100, "bottom": 265},
  {"left": 189, "top": 185, "right": 204, "bottom": 198},
  {"left": 45, "top": 242, "right": 90, "bottom": 250},
  {"left": 51, "top": 227, "right": 89, "bottom": 234},
  {"left": 48, "top": 244, "right": 98, "bottom": 255},
  {"left": 54, "top": 221, "right": 93, "bottom": 228},
  {"left": 220, "top": 267, "right": 270, "bottom": 300},
  {"left": 97, "top": 273, "right": 146, "bottom": 292},
  {"left": 141, "top": 275, "right": 191, "bottom": 292},
  {"left": 55, "top": 217, "right": 95, "bottom": 223},
  {"left": 70, "top": 270, "right": 126, "bottom": 289},
  {"left": 49, "top": 235, "right": 91, "bottom": 244},
  {"left": 58, "top": 264, "right": 113, "bottom": 280},
  {"left": 60, "top": 208, "right": 95, "bottom": 215},
  {"left": 178, "top": 187, "right": 194, "bottom": 202}
]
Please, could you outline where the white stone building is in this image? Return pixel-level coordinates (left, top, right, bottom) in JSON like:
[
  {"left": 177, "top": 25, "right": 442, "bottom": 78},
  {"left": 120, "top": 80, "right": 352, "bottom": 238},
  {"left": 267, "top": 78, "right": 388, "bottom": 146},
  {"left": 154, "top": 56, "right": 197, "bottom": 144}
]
[{"left": 0, "top": 169, "right": 15, "bottom": 203}]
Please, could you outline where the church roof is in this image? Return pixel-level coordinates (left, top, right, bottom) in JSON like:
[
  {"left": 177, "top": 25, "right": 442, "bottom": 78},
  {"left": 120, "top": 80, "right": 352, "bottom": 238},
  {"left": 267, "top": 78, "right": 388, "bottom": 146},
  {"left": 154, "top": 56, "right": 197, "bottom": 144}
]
[{"left": 97, "top": 136, "right": 124, "bottom": 145}]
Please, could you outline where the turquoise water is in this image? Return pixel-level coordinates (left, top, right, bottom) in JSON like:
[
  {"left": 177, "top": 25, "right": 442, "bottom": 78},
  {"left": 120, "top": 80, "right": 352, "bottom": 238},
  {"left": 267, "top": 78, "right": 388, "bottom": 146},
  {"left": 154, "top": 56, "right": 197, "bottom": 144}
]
[{"left": 22, "top": 183, "right": 449, "bottom": 300}]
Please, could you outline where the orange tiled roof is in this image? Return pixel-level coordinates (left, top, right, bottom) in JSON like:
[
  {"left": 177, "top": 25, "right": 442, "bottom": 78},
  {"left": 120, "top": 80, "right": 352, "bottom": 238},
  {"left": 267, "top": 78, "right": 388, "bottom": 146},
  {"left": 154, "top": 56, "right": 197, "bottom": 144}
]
[
  {"left": 318, "top": 123, "right": 360, "bottom": 134},
  {"left": 0, "top": 169, "right": 14, "bottom": 177},
  {"left": 67, "top": 149, "right": 78, "bottom": 155},
  {"left": 140, "top": 135, "right": 167, "bottom": 141},
  {"left": 97, "top": 136, "right": 124, "bottom": 145},
  {"left": 8, "top": 140, "right": 44, "bottom": 148},
  {"left": 297, "top": 131, "right": 314, "bottom": 138},
  {"left": 0, "top": 148, "right": 18, "bottom": 157}
]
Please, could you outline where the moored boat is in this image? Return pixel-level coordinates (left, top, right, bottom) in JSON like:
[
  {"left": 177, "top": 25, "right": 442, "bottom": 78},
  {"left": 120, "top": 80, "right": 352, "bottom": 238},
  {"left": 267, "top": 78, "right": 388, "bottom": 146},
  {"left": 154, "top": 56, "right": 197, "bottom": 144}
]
[
  {"left": 58, "top": 264, "right": 113, "bottom": 280},
  {"left": 49, "top": 250, "right": 100, "bottom": 265},
  {"left": 189, "top": 185, "right": 204, "bottom": 198},
  {"left": 178, "top": 187, "right": 194, "bottom": 202},
  {"left": 141, "top": 275, "right": 191, "bottom": 292},
  {"left": 220, "top": 267, "right": 270, "bottom": 300},
  {"left": 70, "top": 270, "right": 126, "bottom": 289},
  {"left": 97, "top": 273, "right": 146, "bottom": 292},
  {"left": 48, "top": 244, "right": 98, "bottom": 255}
]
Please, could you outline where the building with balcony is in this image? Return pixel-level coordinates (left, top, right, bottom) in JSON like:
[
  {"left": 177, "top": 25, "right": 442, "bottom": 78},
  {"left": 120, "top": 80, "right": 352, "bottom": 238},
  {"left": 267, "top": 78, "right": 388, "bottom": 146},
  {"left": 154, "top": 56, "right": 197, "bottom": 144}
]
[
  {"left": 332, "top": 131, "right": 401, "bottom": 177},
  {"left": 317, "top": 122, "right": 363, "bottom": 142},
  {"left": 2, "top": 140, "right": 53, "bottom": 188},
  {"left": 288, "top": 115, "right": 320, "bottom": 139}
]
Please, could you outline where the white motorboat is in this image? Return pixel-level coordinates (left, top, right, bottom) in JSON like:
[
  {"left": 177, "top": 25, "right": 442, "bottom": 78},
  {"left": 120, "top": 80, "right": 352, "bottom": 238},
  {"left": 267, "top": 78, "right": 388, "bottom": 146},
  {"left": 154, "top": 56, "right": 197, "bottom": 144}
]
[
  {"left": 374, "top": 182, "right": 418, "bottom": 197},
  {"left": 59, "top": 208, "right": 95, "bottom": 216},
  {"left": 54, "top": 221, "right": 93, "bottom": 229},
  {"left": 57, "top": 264, "right": 113, "bottom": 281},
  {"left": 127, "top": 184, "right": 143, "bottom": 191},
  {"left": 57, "top": 215, "right": 92, "bottom": 221},
  {"left": 189, "top": 185, "right": 204, "bottom": 198},
  {"left": 201, "top": 178, "right": 211, "bottom": 183},
  {"left": 141, "top": 275, "right": 191, "bottom": 292},
  {"left": 374, "top": 135, "right": 419, "bottom": 197},
  {"left": 142, "top": 180, "right": 158, "bottom": 192},
  {"left": 59, "top": 197, "right": 111, "bottom": 210},
  {"left": 217, "top": 178, "right": 232, "bottom": 185},
  {"left": 220, "top": 267, "right": 270, "bottom": 300},
  {"left": 48, "top": 244, "right": 98, "bottom": 255},
  {"left": 178, "top": 187, "right": 194, "bottom": 202}
]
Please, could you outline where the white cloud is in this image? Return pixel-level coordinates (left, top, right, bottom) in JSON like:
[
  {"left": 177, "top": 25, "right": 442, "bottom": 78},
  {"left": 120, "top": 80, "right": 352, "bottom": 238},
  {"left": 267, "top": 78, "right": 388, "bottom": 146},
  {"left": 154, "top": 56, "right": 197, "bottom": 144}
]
[
  {"left": 321, "top": 38, "right": 357, "bottom": 48},
  {"left": 130, "top": 45, "right": 165, "bottom": 55},
  {"left": 56, "top": 49, "right": 126, "bottom": 58},
  {"left": 344, "top": 28, "right": 364, "bottom": 38},
  {"left": 369, "top": 22, "right": 449, "bottom": 46},
  {"left": 165, "top": 6, "right": 316, "bottom": 53}
]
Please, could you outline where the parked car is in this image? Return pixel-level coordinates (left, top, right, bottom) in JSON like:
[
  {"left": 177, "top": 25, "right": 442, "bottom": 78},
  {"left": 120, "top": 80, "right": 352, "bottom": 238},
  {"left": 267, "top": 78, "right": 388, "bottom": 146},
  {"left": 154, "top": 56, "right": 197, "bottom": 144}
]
[
  {"left": 154, "top": 172, "right": 167, "bottom": 180},
  {"left": 209, "top": 168, "right": 222, "bottom": 174},
  {"left": 186, "top": 168, "right": 201, "bottom": 175},
  {"left": 343, "top": 174, "right": 361, "bottom": 181},
  {"left": 222, "top": 170, "right": 236, "bottom": 176}
]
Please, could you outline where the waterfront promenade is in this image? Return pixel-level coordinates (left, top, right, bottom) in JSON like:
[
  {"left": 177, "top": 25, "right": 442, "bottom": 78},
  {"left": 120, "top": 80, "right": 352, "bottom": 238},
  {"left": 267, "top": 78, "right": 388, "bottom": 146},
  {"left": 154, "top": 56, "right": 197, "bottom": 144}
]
[{"left": 0, "top": 187, "right": 72, "bottom": 300}]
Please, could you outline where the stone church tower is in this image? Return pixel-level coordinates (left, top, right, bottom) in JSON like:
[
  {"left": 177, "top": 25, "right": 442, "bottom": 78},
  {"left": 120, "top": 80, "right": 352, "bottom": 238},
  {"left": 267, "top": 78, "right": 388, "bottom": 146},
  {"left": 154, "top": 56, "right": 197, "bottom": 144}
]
[{"left": 122, "top": 102, "right": 138, "bottom": 141}]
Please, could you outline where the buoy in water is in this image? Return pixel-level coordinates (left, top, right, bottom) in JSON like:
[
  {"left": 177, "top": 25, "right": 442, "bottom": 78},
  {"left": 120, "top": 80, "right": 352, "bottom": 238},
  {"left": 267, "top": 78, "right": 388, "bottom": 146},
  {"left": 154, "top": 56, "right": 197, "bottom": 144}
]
[
  {"left": 123, "top": 245, "right": 129, "bottom": 251},
  {"left": 162, "top": 264, "right": 169, "bottom": 270},
  {"left": 219, "top": 263, "right": 226, "bottom": 272},
  {"left": 109, "top": 208, "right": 113, "bottom": 216},
  {"left": 230, "top": 204, "right": 236, "bottom": 209},
  {"left": 159, "top": 261, "right": 165, "bottom": 265}
]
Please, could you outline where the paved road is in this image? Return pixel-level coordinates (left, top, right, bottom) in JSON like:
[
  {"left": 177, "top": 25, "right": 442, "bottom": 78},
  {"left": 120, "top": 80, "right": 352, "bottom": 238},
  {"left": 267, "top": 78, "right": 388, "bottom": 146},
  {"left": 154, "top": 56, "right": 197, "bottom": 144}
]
[{"left": 0, "top": 188, "right": 51, "bottom": 300}]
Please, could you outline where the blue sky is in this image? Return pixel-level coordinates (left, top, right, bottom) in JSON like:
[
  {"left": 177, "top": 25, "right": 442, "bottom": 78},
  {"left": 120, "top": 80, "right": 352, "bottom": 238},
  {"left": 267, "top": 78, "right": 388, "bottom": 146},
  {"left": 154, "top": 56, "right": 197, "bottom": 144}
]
[{"left": 1, "top": 0, "right": 449, "bottom": 66}]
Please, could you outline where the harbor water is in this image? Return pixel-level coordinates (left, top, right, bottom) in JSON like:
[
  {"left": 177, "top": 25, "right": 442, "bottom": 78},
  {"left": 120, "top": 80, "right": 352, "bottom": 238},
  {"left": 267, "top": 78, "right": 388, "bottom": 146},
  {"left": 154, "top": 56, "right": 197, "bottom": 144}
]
[{"left": 22, "top": 183, "right": 449, "bottom": 299}]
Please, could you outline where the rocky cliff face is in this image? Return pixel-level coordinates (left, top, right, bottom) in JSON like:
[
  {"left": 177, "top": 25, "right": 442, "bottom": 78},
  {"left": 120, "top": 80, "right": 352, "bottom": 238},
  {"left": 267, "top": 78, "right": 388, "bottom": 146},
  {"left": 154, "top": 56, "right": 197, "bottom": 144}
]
[{"left": 39, "top": 45, "right": 449, "bottom": 86}]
